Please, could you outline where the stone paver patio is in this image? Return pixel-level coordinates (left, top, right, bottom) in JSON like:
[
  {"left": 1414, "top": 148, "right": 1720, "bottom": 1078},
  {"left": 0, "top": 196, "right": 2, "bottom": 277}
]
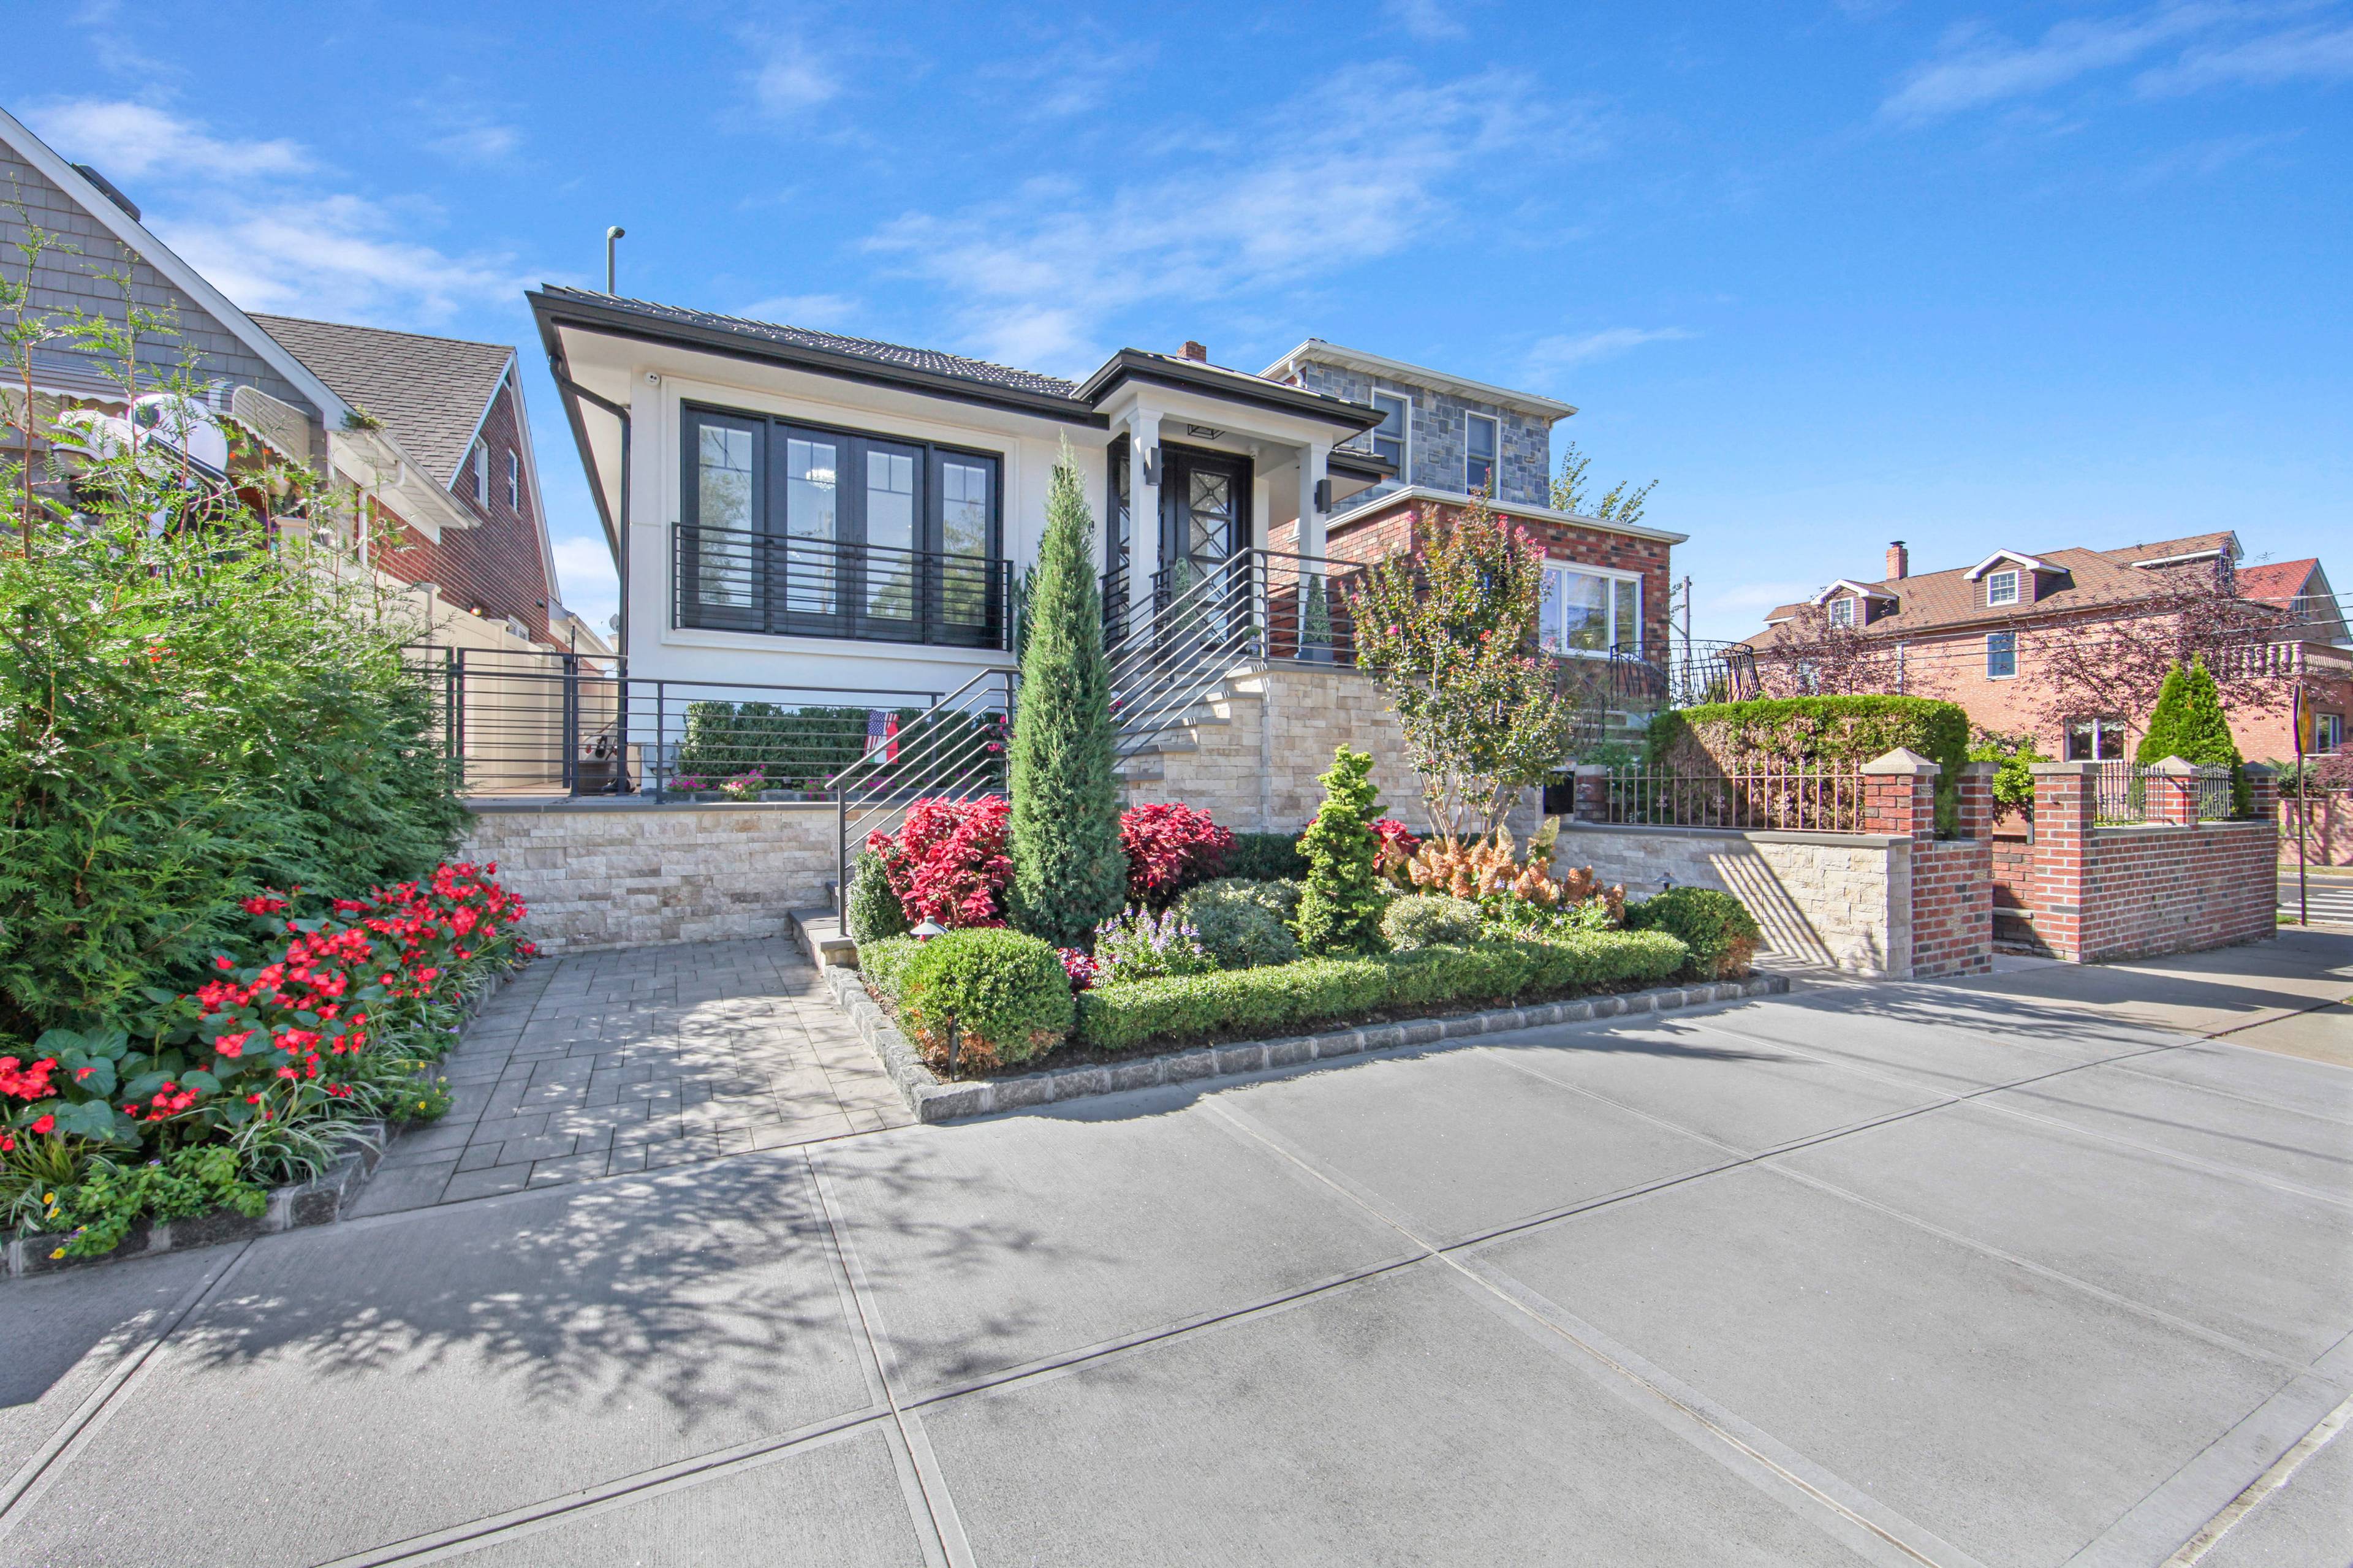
[{"left": 348, "top": 939, "right": 912, "bottom": 1213}]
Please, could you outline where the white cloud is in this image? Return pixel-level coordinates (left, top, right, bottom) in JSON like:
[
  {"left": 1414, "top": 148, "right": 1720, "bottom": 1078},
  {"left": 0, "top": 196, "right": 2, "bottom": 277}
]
[
  {"left": 865, "top": 66, "right": 1601, "bottom": 374},
  {"left": 1879, "top": 2, "right": 2235, "bottom": 120},
  {"left": 749, "top": 36, "right": 841, "bottom": 115},
  {"left": 1526, "top": 326, "right": 1695, "bottom": 376},
  {"left": 2124, "top": 129, "right": 2297, "bottom": 185},
  {"left": 26, "top": 99, "right": 311, "bottom": 180},
  {"left": 550, "top": 534, "right": 618, "bottom": 626},
  {"left": 1386, "top": 0, "right": 1468, "bottom": 42},
  {"left": 2138, "top": 20, "right": 2353, "bottom": 91},
  {"left": 425, "top": 121, "right": 522, "bottom": 165},
  {"left": 735, "top": 292, "right": 863, "bottom": 330},
  {"left": 982, "top": 33, "right": 1156, "bottom": 119}
]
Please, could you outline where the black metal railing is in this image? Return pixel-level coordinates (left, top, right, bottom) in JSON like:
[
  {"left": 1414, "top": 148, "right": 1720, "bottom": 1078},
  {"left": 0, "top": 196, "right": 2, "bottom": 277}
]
[
  {"left": 2093, "top": 760, "right": 2238, "bottom": 823},
  {"left": 830, "top": 665, "right": 1018, "bottom": 903},
  {"left": 1604, "top": 640, "right": 1762, "bottom": 711},
  {"left": 1596, "top": 764, "right": 1870, "bottom": 833},
  {"left": 673, "top": 523, "right": 1010, "bottom": 650}
]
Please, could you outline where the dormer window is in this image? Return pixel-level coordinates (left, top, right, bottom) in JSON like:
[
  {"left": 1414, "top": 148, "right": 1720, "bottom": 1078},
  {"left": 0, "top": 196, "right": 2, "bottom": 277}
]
[
  {"left": 1986, "top": 569, "right": 2021, "bottom": 607},
  {"left": 1827, "top": 596, "right": 1855, "bottom": 628}
]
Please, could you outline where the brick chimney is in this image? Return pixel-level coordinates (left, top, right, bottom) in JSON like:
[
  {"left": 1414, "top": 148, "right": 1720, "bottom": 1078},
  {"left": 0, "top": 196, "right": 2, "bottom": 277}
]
[
  {"left": 1181, "top": 341, "right": 1208, "bottom": 362},
  {"left": 1885, "top": 540, "right": 1909, "bottom": 580}
]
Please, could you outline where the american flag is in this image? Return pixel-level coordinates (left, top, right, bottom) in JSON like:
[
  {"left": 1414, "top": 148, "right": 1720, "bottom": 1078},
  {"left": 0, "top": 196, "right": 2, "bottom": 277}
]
[{"left": 865, "top": 709, "right": 900, "bottom": 762}]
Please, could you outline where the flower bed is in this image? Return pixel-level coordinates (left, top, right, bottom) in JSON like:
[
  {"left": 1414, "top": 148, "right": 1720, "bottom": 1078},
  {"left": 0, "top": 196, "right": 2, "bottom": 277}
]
[{"left": 1, "top": 862, "right": 534, "bottom": 1263}]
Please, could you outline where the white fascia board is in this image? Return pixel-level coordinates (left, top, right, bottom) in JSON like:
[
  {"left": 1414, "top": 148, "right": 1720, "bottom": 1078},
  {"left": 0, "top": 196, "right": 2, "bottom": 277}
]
[
  {"left": 2129, "top": 547, "right": 2230, "bottom": 569},
  {"left": 1326, "top": 483, "right": 1688, "bottom": 545},
  {"left": 444, "top": 349, "right": 515, "bottom": 488},
  {"left": 501, "top": 358, "right": 573, "bottom": 614},
  {"left": 329, "top": 428, "right": 475, "bottom": 541},
  {"left": 1092, "top": 379, "right": 1338, "bottom": 452},
  {"left": 1963, "top": 550, "right": 2048, "bottom": 580},
  {"left": 1810, "top": 578, "right": 1897, "bottom": 605},
  {"left": 1260, "top": 338, "right": 1579, "bottom": 421},
  {"left": 0, "top": 105, "right": 350, "bottom": 427}
]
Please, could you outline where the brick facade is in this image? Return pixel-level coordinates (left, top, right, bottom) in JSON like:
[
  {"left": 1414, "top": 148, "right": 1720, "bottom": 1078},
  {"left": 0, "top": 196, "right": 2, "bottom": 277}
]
[
  {"left": 1992, "top": 762, "right": 2279, "bottom": 963},
  {"left": 371, "top": 374, "right": 555, "bottom": 643}
]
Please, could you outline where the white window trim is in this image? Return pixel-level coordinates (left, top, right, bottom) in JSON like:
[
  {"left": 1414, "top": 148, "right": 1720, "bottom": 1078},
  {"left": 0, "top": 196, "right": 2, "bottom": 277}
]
[
  {"left": 1368, "top": 385, "right": 1412, "bottom": 482},
  {"left": 1985, "top": 630, "right": 2018, "bottom": 680},
  {"left": 1827, "top": 596, "right": 1855, "bottom": 627},
  {"left": 1464, "top": 411, "right": 1501, "bottom": 497},
  {"left": 1539, "top": 557, "right": 1643, "bottom": 659},
  {"left": 1985, "top": 569, "right": 2021, "bottom": 607},
  {"left": 472, "top": 444, "right": 489, "bottom": 506},
  {"left": 506, "top": 450, "right": 520, "bottom": 510}
]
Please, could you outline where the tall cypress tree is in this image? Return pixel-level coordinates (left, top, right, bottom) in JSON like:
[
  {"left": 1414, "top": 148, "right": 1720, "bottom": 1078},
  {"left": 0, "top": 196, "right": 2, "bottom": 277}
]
[
  {"left": 1006, "top": 445, "right": 1127, "bottom": 947},
  {"left": 2137, "top": 657, "right": 2246, "bottom": 814}
]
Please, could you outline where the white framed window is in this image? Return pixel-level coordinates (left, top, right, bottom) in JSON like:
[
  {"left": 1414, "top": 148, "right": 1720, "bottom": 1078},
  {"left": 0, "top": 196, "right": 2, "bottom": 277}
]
[
  {"left": 472, "top": 444, "right": 488, "bottom": 506},
  {"left": 2316, "top": 713, "right": 2344, "bottom": 754},
  {"left": 1986, "top": 629, "right": 2017, "bottom": 679},
  {"left": 1464, "top": 412, "right": 1499, "bottom": 498},
  {"left": 1827, "top": 596, "right": 1855, "bottom": 628},
  {"left": 506, "top": 450, "right": 520, "bottom": 510},
  {"left": 1540, "top": 561, "right": 1642, "bottom": 656},
  {"left": 2065, "top": 717, "right": 2128, "bottom": 760},
  {"left": 1985, "top": 569, "right": 2021, "bottom": 607},
  {"left": 1369, "top": 389, "right": 1410, "bottom": 475}
]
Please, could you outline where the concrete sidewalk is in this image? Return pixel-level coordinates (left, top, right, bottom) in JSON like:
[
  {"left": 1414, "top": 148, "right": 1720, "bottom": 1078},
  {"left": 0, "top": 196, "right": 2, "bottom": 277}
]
[{"left": 2, "top": 931, "right": 2347, "bottom": 1566}]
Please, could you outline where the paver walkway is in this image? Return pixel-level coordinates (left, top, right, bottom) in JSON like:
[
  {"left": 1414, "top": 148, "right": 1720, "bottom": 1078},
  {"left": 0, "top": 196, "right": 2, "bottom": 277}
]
[{"left": 349, "top": 938, "right": 912, "bottom": 1213}]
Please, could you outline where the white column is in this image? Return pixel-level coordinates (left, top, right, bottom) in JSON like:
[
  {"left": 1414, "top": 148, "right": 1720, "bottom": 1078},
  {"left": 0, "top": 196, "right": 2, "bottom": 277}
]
[
  {"left": 1296, "top": 439, "right": 1331, "bottom": 661},
  {"left": 1127, "top": 406, "right": 1159, "bottom": 581},
  {"left": 1297, "top": 439, "right": 1328, "bottom": 564}
]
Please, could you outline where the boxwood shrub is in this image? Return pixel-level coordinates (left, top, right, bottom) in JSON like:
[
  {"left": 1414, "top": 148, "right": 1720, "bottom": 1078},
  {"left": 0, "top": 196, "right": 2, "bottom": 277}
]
[
  {"left": 1075, "top": 929, "right": 1689, "bottom": 1054},
  {"left": 858, "top": 934, "right": 922, "bottom": 1006},
  {"left": 1223, "top": 831, "right": 1308, "bottom": 882},
  {"left": 896, "top": 928, "right": 1075, "bottom": 1070},
  {"left": 1625, "top": 888, "right": 1762, "bottom": 980}
]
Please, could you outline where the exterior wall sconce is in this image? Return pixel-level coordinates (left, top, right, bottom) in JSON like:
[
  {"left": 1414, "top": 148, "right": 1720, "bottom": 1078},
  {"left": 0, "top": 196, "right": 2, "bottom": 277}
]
[{"left": 1142, "top": 447, "right": 1162, "bottom": 486}]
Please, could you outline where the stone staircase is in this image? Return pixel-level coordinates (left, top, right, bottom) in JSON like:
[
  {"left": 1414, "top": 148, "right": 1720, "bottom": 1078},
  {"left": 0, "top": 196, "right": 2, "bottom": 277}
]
[{"left": 1113, "top": 676, "right": 1256, "bottom": 788}]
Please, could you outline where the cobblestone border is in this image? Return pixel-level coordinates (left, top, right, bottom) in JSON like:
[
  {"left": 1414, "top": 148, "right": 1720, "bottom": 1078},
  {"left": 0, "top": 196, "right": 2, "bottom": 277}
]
[
  {"left": 2, "top": 965, "right": 521, "bottom": 1281},
  {"left": 821, "top": 965, "right": 1791, "bottom": 1124}
]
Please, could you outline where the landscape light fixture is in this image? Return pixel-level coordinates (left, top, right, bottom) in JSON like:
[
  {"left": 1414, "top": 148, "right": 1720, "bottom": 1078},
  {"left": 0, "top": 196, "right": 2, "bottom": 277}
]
[
  {"left": 605, "top": 226, "right": 625, "bottom": 295},
  {"left": 911, "top": 917, "right": 946, "bottom": 942}
]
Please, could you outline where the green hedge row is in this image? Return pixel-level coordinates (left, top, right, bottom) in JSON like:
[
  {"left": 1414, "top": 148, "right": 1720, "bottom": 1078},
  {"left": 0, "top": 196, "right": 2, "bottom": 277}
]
[
  {"left": 1075, "top": 929, "right": 1689, "bottom": 1054},
  {"left": 1648, "top": 694, "right": 1969, "bottom": 833}
]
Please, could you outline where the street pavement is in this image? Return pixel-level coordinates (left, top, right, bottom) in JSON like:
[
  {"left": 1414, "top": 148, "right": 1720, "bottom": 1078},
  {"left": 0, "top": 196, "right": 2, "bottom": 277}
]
[
  {"left": 2279, "top": 869, "right": 2353, "bottom": 932},
  {"left": 2, "top": 931, "right": 2348, "bottom": 1567}
]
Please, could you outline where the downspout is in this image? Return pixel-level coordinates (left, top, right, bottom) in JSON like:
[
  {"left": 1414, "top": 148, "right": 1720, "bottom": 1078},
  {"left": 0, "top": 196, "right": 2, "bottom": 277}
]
[{"left": 551, "top": 359, "right": 632, "bottom": 793}]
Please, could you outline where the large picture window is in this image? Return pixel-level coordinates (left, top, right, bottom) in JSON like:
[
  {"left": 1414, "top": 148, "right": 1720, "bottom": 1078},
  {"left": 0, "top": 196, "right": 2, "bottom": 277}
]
[
  {"left": 678, "top": 404, "right": 1004, "bottom": 648},
  {"left": 1540, "top": 562, "right": 1641, "bottom": 656}
]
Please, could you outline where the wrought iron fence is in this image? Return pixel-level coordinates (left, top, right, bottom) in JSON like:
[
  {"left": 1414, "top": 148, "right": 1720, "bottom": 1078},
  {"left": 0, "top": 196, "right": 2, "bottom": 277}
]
[
  {"left": 1596, "top": 765, "right": 1870, "bottom": 833},
  {"left": 2092, "top": 760, "right": 2238, "bottom": 823}
]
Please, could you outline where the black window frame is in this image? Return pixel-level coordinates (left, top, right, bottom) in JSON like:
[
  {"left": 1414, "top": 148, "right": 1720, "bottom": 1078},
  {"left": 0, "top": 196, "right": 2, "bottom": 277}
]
[{"left": 676, "top": 401, "right": 1006, "bottom": 650}]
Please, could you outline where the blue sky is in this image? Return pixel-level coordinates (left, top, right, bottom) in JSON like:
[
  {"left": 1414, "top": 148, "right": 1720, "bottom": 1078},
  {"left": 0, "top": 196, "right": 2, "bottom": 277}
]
[{"left": 8, "top": 0, "right": 2347, "bottom": 643}]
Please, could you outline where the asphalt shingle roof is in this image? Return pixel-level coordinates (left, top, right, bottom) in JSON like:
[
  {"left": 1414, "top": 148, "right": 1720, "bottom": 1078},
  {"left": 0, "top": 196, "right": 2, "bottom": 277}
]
[
  {"left": 536, "top": 286, "right": 1082, "bottom": 400},
  {"left": 252, "top": 315, "right": 513, "bottom": 486},
  {"left": 1749, "top": 532, "right": 2245, "bottom": 646}
]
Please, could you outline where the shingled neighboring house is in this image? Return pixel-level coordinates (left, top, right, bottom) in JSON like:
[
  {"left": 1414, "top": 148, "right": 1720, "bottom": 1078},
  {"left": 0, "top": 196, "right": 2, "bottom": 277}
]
[{"left": 1744, "top": 533, "right": 2349, "bottom": 764}]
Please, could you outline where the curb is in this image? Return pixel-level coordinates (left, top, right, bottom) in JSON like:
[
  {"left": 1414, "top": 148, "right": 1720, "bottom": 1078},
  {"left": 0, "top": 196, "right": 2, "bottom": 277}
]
[
  {"left": 2, "top": 961, "right": 523, "bottom": 1282},
  {"left": 820, "top": 965, "right": 1792, "bottom": 1124}
]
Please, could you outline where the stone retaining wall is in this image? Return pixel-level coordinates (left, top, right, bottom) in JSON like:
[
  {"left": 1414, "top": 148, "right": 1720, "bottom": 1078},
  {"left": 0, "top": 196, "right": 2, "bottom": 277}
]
[{"left": 462, "top": 800, "right": 836, "bottom": 953}]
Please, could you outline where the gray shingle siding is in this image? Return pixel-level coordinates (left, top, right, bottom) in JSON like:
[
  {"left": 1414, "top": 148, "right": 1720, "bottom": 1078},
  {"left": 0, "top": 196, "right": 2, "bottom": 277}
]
[
  {"left": 0, "top": 145, "right": 313, "bottom": 415},
  {"left": 1289, "top": 358, "right": 1551, "bottom": 508}
]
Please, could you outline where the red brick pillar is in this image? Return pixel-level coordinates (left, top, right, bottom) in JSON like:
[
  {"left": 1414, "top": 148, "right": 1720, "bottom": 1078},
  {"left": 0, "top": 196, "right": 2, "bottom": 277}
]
[
  {"left": 2029, "top": 761, "right": 2099, "bottom": 962},
  {"left": 1572, "top": 763, "right": 1610, "bottom": 823},
  {"left": 1957, "top": 760, "right": 1998, "bottom": 841},
  {"left": 2243, "top": 763, "right": 2278, "bottom": 826},
  {"left": 1860, "top": 748, "right": 1938, "bottom": 841},
  {"left": 2149, "top": 756, "right": 2200, "bottom": 827}
]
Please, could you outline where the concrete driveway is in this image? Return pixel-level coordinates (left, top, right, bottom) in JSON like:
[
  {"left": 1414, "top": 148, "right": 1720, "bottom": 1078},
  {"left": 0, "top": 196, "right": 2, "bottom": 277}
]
[{"left": 4, "top": 933, "right": 2348, "bottom": 1568}]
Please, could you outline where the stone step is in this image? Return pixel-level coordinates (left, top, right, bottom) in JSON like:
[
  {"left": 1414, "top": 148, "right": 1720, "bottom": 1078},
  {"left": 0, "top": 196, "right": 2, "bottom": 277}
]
[{"left": 789, "top": 908, "right": 858, "bottom": 968}]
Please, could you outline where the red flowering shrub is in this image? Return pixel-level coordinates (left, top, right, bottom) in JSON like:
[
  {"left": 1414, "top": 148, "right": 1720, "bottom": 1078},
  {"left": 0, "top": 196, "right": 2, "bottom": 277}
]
[
  {"left": 1371, "top": 818, "right": 1422, "bottom": 882},
  {"left": 1120, "top": 803, "right": 1234, "bottom": 906},
  {"left": 1058, "top": 947, "right": 1098, "bottom": 991},
  {"left": 866, "top": 797, "right": 1012, "bottom": 928}
]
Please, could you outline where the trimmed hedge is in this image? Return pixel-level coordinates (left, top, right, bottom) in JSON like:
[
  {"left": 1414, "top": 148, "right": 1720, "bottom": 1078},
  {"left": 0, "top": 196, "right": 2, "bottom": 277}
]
[
  {"left": 898, "top": 928, "right": 1075, "bottom": 1069},
  {"left": 1075, "top": 929, "right": 1688, "bottom": 1054},
  {"left": 1224, "top": 831, "right": 1308, "bottom": 882},
  {"left": 858, "top": 934, "right": 922, "bottom": 1007},
  {"left": 1648, "top": 694, "right": 1969, "bottom": 833},
  {"left": 1625, "top": 888, "right": 1760, "bottom": 980}
]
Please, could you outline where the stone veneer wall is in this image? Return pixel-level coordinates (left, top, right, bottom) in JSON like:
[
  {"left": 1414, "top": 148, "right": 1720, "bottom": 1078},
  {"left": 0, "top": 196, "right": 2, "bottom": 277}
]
[
  {"left": 461, "top": 800, "right": 836, "bottom": 953},
  {"left": 1556, "top": 824, "right": 1905, "bottom": 975},
  {"left": 1283, "top": 359, "right": 1550, "bottom": 507},
  {"left": 1126, "top": 661, "right": 1543, "bottom": 838}
]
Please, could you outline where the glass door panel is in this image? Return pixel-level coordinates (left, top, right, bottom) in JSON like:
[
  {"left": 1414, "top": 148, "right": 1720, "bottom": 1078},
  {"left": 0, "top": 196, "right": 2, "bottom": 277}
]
[
  {"left": 863, "top": 446, "right": 919, "bottom": 625},
  {"left": 938, "top": 455, "right": 993, "bottom": 632},
  {"left": 782, "top": 434, "right": 839, "bottom": 619},
  {"left": 693, "top": 420, "right": 758, "bottom": 617}
]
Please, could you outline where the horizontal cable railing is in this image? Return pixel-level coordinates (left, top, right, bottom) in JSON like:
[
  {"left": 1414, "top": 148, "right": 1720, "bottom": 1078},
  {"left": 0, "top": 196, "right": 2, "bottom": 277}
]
[
  {"left": 672, "top": 523, "right": 1009, "bottom": 650},
  {"left": 830, "top": 665, "right": 1017, "bottom": 901},
  {"left": 1597, "top": 765, "right": 1870, "bottom": 833}
]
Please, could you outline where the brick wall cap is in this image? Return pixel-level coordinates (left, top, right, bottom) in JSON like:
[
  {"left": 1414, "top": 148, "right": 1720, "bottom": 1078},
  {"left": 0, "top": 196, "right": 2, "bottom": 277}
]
[
  {"left": 1958, "top": 760, "right": 2001, "bottom": 777},
  {"left": 1860, "top": 747, "right": 1940, "bottom": 776},
  {"left": 2029, "top": 760, "right": 2102, "bottom": 776},
  {"left": 1572, "top": 763, "right": 1608, "bottom": 778},
  {"left": 2148, "top": 756, "right": 2200, "bottom": 777},
  {"left": 2241, "top": 762, "right": 2276, "bottom": 779}
]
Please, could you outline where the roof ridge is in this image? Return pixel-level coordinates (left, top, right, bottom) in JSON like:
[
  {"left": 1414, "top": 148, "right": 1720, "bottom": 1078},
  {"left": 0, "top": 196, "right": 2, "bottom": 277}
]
[{"left": 251, "top": 312, "right": 514, "bottom": 356}]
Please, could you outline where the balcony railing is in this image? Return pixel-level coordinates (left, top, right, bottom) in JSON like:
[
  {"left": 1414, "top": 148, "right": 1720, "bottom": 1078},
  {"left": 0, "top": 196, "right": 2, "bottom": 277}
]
[
  {"left": 1603, "top": 640, "right": 1762, "bottom": 711},
  {"left": 672, "top": 523, "right": 1010, "bottom": 650}
]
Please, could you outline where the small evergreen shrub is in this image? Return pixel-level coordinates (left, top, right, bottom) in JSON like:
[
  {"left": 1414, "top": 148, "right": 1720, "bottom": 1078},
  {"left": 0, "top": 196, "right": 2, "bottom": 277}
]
[
  {"left": 1224, "top": 832, "right": 1308, "bottom": 882},
  {"left": 1967, "top": 727, "right": 2045, "bottom": 823},
  {"left": 1093, "top": 907, "right": 1219, "bottom": 984},
  {"left": 845, "top": 852, "right": 910, "bottom": 945},
  {"left": 858, "top": 935, "right": 922, "bottom": 1006},
  {"left": 1296, "top": 747, "right": 1389, "bottom": 955},
  {"left": 1624, "top": 888, "right": 1762, "bottom": 980},
  {"left": 1380, "top": 894, "right": 1483, "bottom": 952},
  {"left": 896, "top": 928, "right": 1075, "bottom": 1071},
  {"left": 1174, "top": 879, "right": 1300, "bottom": 969}
]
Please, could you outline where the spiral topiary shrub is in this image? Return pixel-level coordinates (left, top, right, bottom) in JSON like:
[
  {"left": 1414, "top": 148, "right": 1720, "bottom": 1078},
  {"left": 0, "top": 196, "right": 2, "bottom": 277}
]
[
  {"left": 1379, "top": 893, "right": 1483, "bottom": 952},
  {"left": 1624, "top": 887, "right": 1762, "bottom": 980},
  {"left": 895, "top": 928, "right": 1076, "bottom": 1072}
]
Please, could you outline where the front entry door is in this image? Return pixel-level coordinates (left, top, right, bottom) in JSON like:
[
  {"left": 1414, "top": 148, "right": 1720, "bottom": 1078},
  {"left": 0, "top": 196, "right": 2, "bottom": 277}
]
[{"left": 1156, "top": 447, "right": 1251, "bottom": 643}]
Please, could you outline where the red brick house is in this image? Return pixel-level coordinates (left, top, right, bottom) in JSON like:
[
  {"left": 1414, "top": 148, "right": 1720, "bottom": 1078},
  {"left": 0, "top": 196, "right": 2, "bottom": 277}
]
[
  {"left": 254, "top": 316, "right": 590, "bottom": 651},
  {"left": 1742, "top": 533, "right": 2349, "bottom": 765}
]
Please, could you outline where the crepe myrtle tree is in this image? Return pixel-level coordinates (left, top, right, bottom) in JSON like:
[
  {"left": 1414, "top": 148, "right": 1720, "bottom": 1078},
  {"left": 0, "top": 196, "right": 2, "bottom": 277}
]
[{"left": 1349, "top": 493, "right": 1580, "bottom": 849}]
